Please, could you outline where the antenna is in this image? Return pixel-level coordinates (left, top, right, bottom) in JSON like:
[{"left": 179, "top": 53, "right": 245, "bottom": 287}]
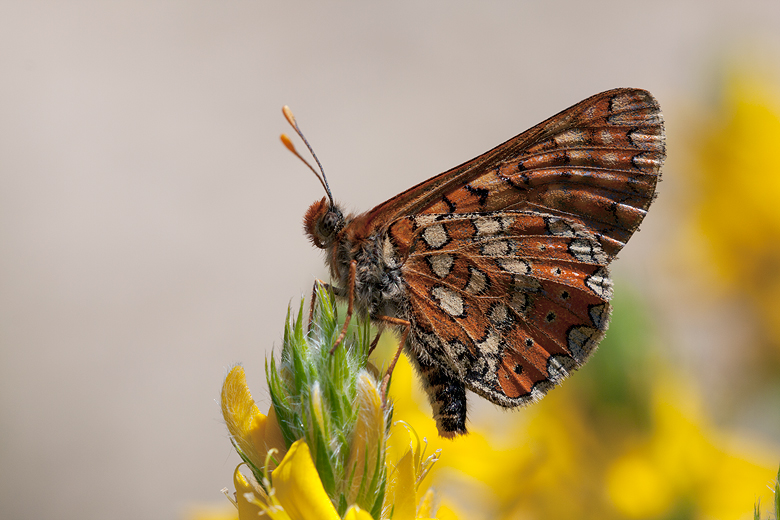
[{"left": 281, "top": 106, "right": 334, "bottom": 206}]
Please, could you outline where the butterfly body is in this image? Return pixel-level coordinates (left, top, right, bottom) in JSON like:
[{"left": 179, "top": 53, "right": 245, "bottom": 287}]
[{"left": 301, "top": 89, "right": 665, "bottom": 437}]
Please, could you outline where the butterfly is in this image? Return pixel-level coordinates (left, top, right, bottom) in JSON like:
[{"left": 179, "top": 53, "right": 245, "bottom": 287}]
[{"left": 281, "top": 88, "right": 664, "bottom": 437}]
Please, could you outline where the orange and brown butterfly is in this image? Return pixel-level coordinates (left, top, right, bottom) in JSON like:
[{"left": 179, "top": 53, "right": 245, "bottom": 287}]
[{"left": 281, "top": 89, "right": 665, "bottom": 438}]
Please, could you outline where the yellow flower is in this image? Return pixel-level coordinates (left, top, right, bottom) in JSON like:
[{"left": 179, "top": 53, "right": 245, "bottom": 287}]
[
  {"left": 232, "top": 440, "right": 340, "bottom": 520},
  {"left": 221, "top": 365, "right": 287, "bottom": 472},
  {"left": 230, "top": 433, "right": 450, "bottom": 520},
  {"left": 221, "top": 299, "right": 455, "bottom": 520}
]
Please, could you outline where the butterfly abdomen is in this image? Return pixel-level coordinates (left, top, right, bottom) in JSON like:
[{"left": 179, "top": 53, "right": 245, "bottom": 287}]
[{"left": 409, "top": 352, "right": 467, "bottom": 438}]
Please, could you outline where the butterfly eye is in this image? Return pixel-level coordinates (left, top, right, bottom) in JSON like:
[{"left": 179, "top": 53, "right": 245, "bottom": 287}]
[{"left": 319, "top": 208, "right": 343, "bottom": 239}]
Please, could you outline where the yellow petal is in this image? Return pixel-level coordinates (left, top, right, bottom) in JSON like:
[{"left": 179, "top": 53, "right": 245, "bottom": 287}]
[
  {"left": 271, "top": 439, "right": 340, "bottom": 520},
  {"left": 345, "top": 372, "right": 385, "bottom": 504},
  {"left": 233, "top": 465, "right": 268, "bottom": 520},
  {"left": 250, "top": 405, "right": 287, "bottom": 469},
  {"left": 382, "top": 448, "right": 417, "bottom": 520},
  {"left": 221, "top": 366, "right": 264, "bottom": 467},
  {"left": 342, "top": 505, "right": 376, "bottom": 520},
  {"left": 222, "top": 365, "right": 287, "bottom": 470},
  {"left": 386, "top": 421, "right": 419, "bottom": 476}
]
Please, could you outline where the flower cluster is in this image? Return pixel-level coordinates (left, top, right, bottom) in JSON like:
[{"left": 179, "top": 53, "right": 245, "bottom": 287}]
[{"left": 220, "top": 286, "right": 450, "bottom": 520}]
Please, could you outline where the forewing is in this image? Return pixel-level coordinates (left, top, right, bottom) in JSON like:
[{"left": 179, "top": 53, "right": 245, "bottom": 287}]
[
  {"left": 393, "top": 211, "right": 612, "bottom": 406},
  {"left": 358, "top": 88, "right": 664, "bottom": 258}
]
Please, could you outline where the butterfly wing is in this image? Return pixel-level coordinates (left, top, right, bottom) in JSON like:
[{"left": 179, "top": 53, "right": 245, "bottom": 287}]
[
  {"left": 351, "top": 88, "right": 663, "bottom": 435},
  {"left": 357, "top": 88, "right": 664, "bottom": 258},
  {"left": 389, "top": 211, "right": 611, "bottom": 408}
]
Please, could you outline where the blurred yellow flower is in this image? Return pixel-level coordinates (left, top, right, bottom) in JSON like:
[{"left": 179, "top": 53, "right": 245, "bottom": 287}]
[
  {"left": 389, "top": 331, "right": 778, "bottom": 520},
  {"left": 606, "top": 373, "right": 776, "bottom": 520},
  {"left": 185, "top": 504, "right": 238, "bottom": 520},
  {"left": 607, "top": 453, "right": 672, "bottom": 517},
  {"left": 697, "top": 68, "right": 780, "bottom": 350}
]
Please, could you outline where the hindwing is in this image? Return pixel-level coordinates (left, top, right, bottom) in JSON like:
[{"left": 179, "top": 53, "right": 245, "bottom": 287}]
[{"left": 390, "top": 211, "right": 612, "bottom": 406}]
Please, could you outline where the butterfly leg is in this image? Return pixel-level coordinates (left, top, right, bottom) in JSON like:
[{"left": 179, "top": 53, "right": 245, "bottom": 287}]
[
  {"left": 308, "top": 280, "right": 347, "bottom": 329},
  {"left": 308, "top": 279, "right": 328, "bottom": 330},
  {"left": 370, "top": 315, "right": 411, "bottom": 401},
  {"left": 368, "top": 330, "right": 382, "bottom": 356},
  {"left": 329, "top": 260, "right": 357, "bottom": 354}
]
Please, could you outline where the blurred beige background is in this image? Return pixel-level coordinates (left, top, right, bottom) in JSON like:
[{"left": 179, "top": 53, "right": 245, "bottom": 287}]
[{"left": 2, "top": 2, "right": 780, "bottom": 519}]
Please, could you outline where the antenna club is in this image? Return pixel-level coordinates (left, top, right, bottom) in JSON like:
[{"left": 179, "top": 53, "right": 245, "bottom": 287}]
[
  {"left": 282, "top": 106, "right": 297, "bottom": 127},
  {"left": 280, "top": 105, "right": 335, "bottom": 205},
  {"left": 280, "top": 134, "right": 296, "bottom": 153}
]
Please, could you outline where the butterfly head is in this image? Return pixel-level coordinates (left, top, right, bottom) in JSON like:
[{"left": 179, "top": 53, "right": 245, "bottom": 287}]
[{"left": 304, "top": 197, "right": 344, "bottom": 249}]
